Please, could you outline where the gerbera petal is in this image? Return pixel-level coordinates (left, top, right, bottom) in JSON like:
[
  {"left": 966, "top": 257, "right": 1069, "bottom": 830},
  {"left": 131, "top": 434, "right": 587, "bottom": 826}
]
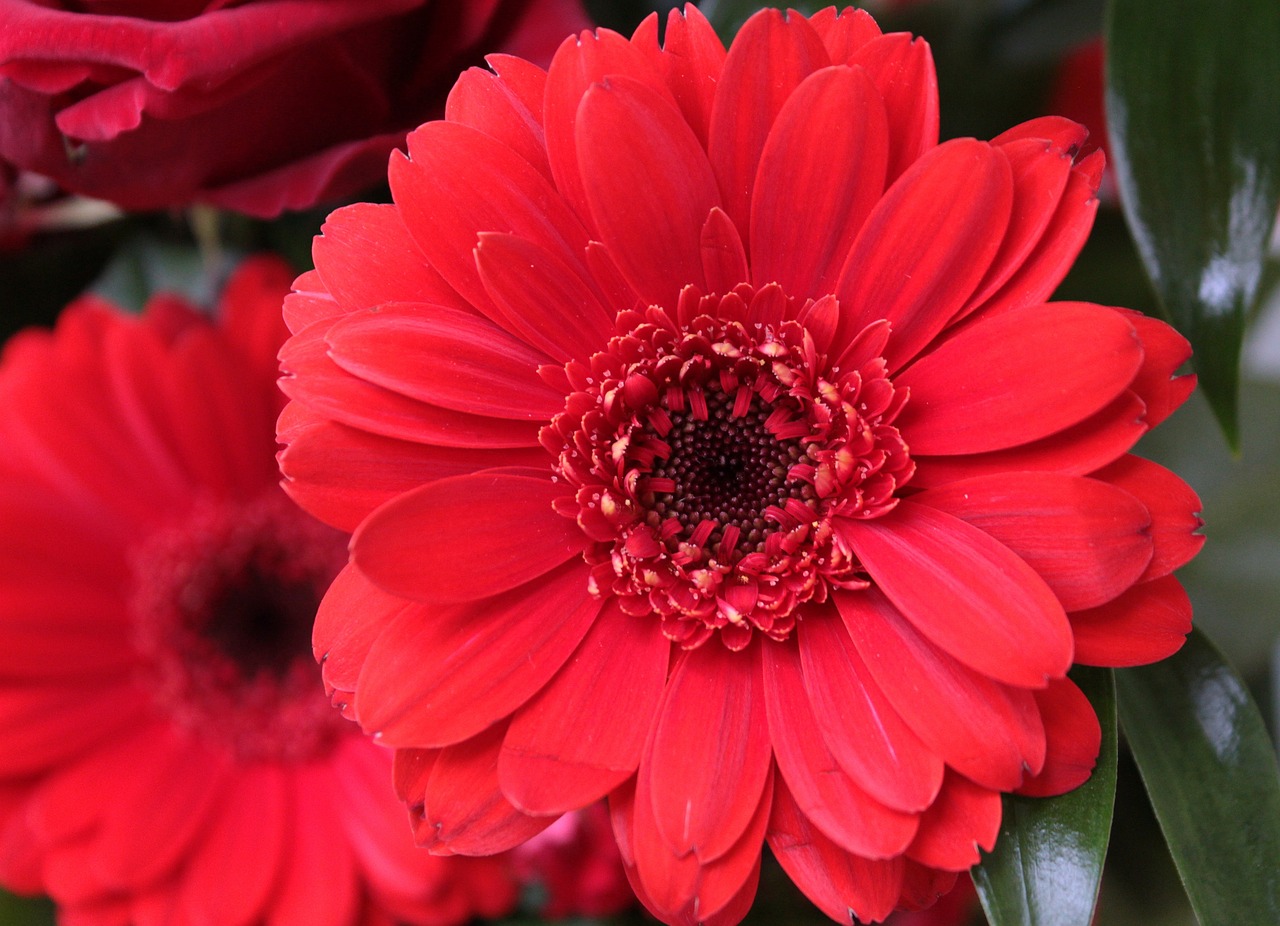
[
  {"left": 475, "top": 231, "right": 617, "bottom": 364},
  {"left": 544, "top": 26, "right": 676, "bottom": 230},
  {"left": 707, "top": 7, "right": 830, "bottom": 242},
  {"left": 312, "top": 563, "right": 409, "bottom": 699},
  {"left": 809, "top": 7, "right": 883, "bottom": 64},
  {"left": 1115, "top": 308, "right": 1196, "bottom": 428},
  {"left": 500, "top": 601, "right": 669, "bottom": 814},
  {"left": 445, "top": 59, "right": 551, "bottom": 182},
  {"left": 836, "top": 501, "right": 1073, "bottom": 687},
  {"left": 180, "top": 763, "right": 288, "bottom": 926},
  {"left": 1070, "top": 575, "right": 1193, "bottom": 667},
  {"left": 0, "top": 683, "right": 145, "bottom": 776},
  {"left": 762, "top": 640, "right": 919, "bottom": 858},
  {"left": 847, "top": 33, "right": 939, "bottom": 184},
  {"left": 1094, "top": 455, "right": 1205, "bottom": 581},
  {"left": 905, "top": 771, "right": 1002, "bottom": 870},
  {"left": 267, "top": 764, "right": 358, "bottom": 926},
  {"left": 701, "top": 207, "right": 751, "bottom": 296},
  {"left": 649, "top": 5, "right": 726, "bottom": 147},
  {"left": 898, "top": 860, "right": 960, "bottom": 912},
  {"left": 969, "top": 149, "right": 1104, "bottom": 320},
  {"left": 797, "top": 616, "right": 944, "bottom": 813},
  {"left": 836, "top": 588, "right": 1045, "bottom": 790},
  {"left": 312, "top": 203, "right": 468, "bottom": 315},
  {"left": 95, "top": 735, "right": 235, "bottom": 888},
  {"left": 576, "top": 74, "right": 721, "bottom": 309},
  {"left": 1015, "top": 677, "right": 1101, "bottom": 798},
  {"left": 958, "top": 137, "right": 1075, "bottom": 318},
  {"left": 325, "top": 304, "right": 563, "bottom": 420},
  {"left": 645, "top": 644, "right": 773, "bottom": 861},
  {"left": 355, "top": 560, "right": 601, "bottom": 747},
  {"left": 750, "top": 65, "right": 889, "bottom": 300},
  {"left": 894, "top": 302, "right": 1143, "bottom": 454},
  {"left": 910, "top": 390, "right": 1147, "bottom": 487},
  {"left": 420, "top": 724, "right": 556, "bottom": 855},
  {"left": 834, "top": 138, "right": 1012, "bottom": 370},
  {"left": 351, "top": 471, "right": 587, "bottom": 604},
  {"left": 766, "top": 777, "right": 905, "bottom": 925},
  {"left": 915, "top": 472, "right": 1154, "bottom": 611},
  {"left": 390, "top": 121, "right": 592, "bottom": 323},
  {"left": 278, "top": 409, "right": 539, "bottom": 533},
  {"left": 280, "top": 322, "right": 540, "bottom": 449}
]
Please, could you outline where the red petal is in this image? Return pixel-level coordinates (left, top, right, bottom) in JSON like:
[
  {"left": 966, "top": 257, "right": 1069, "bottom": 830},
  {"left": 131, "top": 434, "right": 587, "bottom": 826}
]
[
  {"left": 969, "top": 153, "right": 1101, "bottom": 320},
  {"left": 0, "top": 682, "right": 144, "bottom": 776},
  {"left": 500, "top": 600, "right": 670, "bottom": 814},
  {"left": 278, "top": 409, "right": 540, "bottom": 533},
  {"left": 762, "top": 640, "right": 919, "bottom": 858},
  {"left": 1094, "top": 455, "right": 1204, "bottom": 581},
  {"left": 351, "top": 471, "right": 587, "bottom": 604},
  {"left": 313, "top": 203, "right": 467, "bottom": 314},
  {"left": 1117, "top": 309, "right": 1195, "bottom": 428},
  {"left": 906, "top": 771, "right": 1002, "bottom": 870},
  {"left": 959, "top": 137, "right": 1074, "bottom": 318},
  {"left": 325, "top": 304, "right": 563, "bottom": 420},
  {"left": 834, "top": 139, "right": 1012, "bottom": 370},
  {"left": 475, "top": 231, "right": 616, "bottom": 364},
  {"left": 279, "top": 322, "right": 540, "bottom": 449},
  {"left": 915, "top": 471, "right": 1154, "bottom": 611},
  {"left": 701, "top": 207, "right": 750, "bottom": 295},
  {"left": 179, "top": 764, "right": 287, "bottom": 926},
  {"left": 95, "top": 734, "right": 234, "bottom": 888},
  {"left": 544, "top": 26, "right": 675, "bottom": 231},
  {"left": 420, "top": 724, "right": 556, "bottom": 855},
  {"left": 809, "top": 8, "right": 883, "bottom": 64},
  {"left": 270, "top": 764, "right": 358, "bottom": 926},
  {"left": 645, "top": 645, "right": 773, "bottom": 862},
  {"left": 312, "top": 562, "right": 404, "bottom": 701},
  {"left": 445, "top": 60, "right": 551, "bottom": 182},
  {"left": 897, "top": 860, "right": 959, "bottom": 912},
  {"left": 847, "top": 33, "right": 939, "bottom": 184},
  {"left": 798, "top": 616, "right": 944, "bottom": 813},
  {"left": 707, "top": 8, "right": 830, "bottom": 244},
  {"left": 576, "top": 75, "right": 721, "bottom": 310},
  {"left": 836, "top": 588, "right": 1045, "bottom": 790},
  {"left": 750, "top": 65, "right": 889, "bottom": 300},
  {"left": 910, "top": 390, "right": 1147, "bottom": 487},
  {"left": 895, "top": 302, "right": 1143, "bottom": 454},
  {"left": 766, "top": 777, "right": 905, "bottom": 925},
  {"left": 650, "top": 5, "right": 726, "bottom": 147},
  {"left": 1016, "top": 677, "right": 1101, "bottom": 798},
  {"left": 390, "top": 122, "right": 591, "bottom": 322},
  {"left": 837, "top": 501, "right": 1073, "bottom": 687},
  {"left": 355, "top": 560, "right": 600, "bottom": 747},
  {"left": 1070, "top": 575, "right": 1193, "bottom": 667}
]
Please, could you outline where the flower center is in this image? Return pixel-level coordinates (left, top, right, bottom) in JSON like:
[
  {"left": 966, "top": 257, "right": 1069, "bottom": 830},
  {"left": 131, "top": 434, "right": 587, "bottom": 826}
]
[
  {"left": 640, "top": 389, "right": 811, "bottom": 558},
  {"left": 130, "top": 491, "right": 349, "bottom": 761},
  {"left": 545, "top": 287, "right": 915, "bottom": 650}
]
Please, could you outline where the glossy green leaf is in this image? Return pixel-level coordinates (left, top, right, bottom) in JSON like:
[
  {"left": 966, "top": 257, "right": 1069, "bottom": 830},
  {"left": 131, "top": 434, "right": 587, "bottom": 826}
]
[
  {"left": 1116, "top": 628, "right": 1280, "bottom": 925},
  {"left": 1104, "top": 0, "right": 1280, "bottom": 450},
  {"left": 972, "top": 667, "right": 1117, "bottom": 926}
]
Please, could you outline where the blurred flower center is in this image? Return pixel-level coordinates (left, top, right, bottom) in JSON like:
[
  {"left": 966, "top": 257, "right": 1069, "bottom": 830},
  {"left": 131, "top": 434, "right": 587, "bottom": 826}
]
[
  {"left": 545, "top": 292, "right": 916, "bottom": 650},
  {"left": 130, "top": 491, "right": 348, "bottom": 760}
]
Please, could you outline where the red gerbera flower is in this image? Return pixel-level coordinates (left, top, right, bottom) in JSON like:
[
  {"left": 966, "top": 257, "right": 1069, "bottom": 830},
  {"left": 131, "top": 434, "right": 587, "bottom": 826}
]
[
  {"left": 278, "top": 6, "right": 1204, "bottom": 924},
  {"left": 0, "top": 257, "right": 524, "bottom": 926}
]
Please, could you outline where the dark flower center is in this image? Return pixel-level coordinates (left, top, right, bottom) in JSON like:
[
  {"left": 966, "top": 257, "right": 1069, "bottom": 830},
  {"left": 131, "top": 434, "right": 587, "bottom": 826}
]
[
  {"left": 641, "top": 390, "right": 812, "bottom": 558},
  {"left": 131, "top": 491, "right": 349, "bottom": 760},
  {"left": 544, "top": 287, "right": 916, "bottom": 651}
]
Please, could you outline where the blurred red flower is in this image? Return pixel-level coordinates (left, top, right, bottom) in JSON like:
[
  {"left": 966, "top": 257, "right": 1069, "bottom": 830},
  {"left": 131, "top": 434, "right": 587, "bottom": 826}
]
[
  {"left": 0, "top": 257, "right": 524, "bottom": 926},
  {"left": 278, "top": 6, "right": 1204, "bottom": 924},
  {"left": 0, "top": 0, "right": 589, "bottom": 216},
  {"left": 513, "top": 802, "right": 635, "bottom": 919}
]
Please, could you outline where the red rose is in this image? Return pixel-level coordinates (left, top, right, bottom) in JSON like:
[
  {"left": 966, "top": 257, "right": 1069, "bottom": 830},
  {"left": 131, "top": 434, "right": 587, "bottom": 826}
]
[{"left": 0, "top": 0, "right": 589, "bottom": 216}]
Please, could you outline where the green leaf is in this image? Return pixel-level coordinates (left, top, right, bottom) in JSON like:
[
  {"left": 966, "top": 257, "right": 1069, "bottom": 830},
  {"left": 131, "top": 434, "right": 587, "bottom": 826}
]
[
  {"left": 972, "top": 667, "right": 1117, "bottom": 926},
  {"left": 0, "top": 889, "right": 55, "bottom": 926},
  {"left": 1116, "top": 628, "right": 1280, "bottom": 925},
  {"left": 1104, "top": 0, "right": 1280, "bottom": 451}
]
